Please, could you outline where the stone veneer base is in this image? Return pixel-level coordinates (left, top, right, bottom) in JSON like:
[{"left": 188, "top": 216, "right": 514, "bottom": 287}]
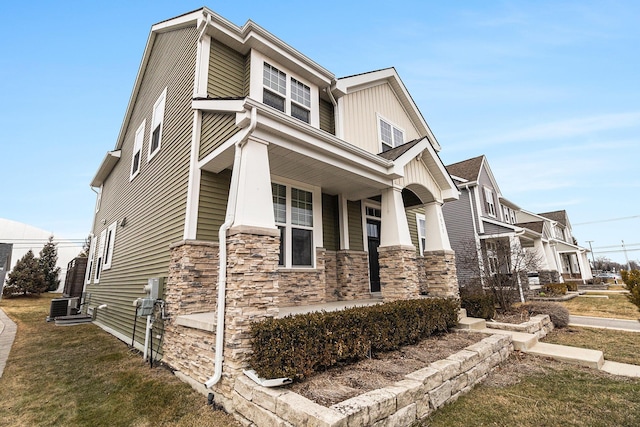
[{"left": 231, "top": 334, "right": 513, "bottom": 427}]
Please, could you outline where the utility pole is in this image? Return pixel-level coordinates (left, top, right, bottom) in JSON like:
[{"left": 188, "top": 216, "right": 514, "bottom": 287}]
[
  {"left": 586, "top": 240, "right": 596, "bottom": 268},
  {"left": 622, "top": 240, "right": 631, "bottom": 271}
]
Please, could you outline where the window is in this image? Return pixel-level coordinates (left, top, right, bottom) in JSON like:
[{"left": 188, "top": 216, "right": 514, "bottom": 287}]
[
  {"left": 510, "top": 209, "right": 517, "bottom": 224},
  {"left": 379, "top": 117, "right": 404, "bottom": 152},
  {"left": 148, "top": 88, "right": 166, "bottom": 161},
  {"left": 84, "top": 234, "right": 96, "bottom": 285},
  {"left": 102, "top": 221, "right": 117, "bottom": 270},
  {"left": 94, "top": 230, "right": 106, "bottom": 283},
  {"left": 272, "top": 182, "right": 314, "bottom": 267},
  {"left": 503, "top": 206, "right": 511, "bottom": 224},
  {"left": 486, "top": 241, "right": 498, "bottom": 275},
  {"left": 131, "top": 120, "right": 145, "bottom": 180},
  {"left": 95, "top": 185, "right": 102, "bottom": 213},
  {"left": 416, "top": 213, "right": 426, "bottom": 255},
  {"left": 484, "top": 187, "right": 496, "bottom": 217},
  {"left": 262, "top": 62, "right": 312, "bottom": 124}
]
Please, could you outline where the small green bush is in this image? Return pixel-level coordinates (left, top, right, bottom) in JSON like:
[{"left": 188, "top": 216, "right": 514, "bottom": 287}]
[
  {"left": 249, "top": 298, "right": 459, "bottom": 380},
  {"left": 522, "top": 301, "right": 570, "bottom": 328},
  {"left": 461, "top": 294, "right": 495, "bottom": 319},
  {"left": 541, "top": 283, "right": 568, "bottom": 296}
]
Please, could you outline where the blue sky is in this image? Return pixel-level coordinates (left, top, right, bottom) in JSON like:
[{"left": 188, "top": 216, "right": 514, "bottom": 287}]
[{"left": 1, "top": 1, "right": 638, "bottom": 264}]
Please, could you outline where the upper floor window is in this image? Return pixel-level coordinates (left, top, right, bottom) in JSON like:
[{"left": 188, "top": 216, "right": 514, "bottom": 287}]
[
  {"left": 148, "top": 88, "right": 166, "bottom": 161},
  {"left": 262, "top": 63, "right": 312, "bottom": 124},
  {"left": 272, "top": 182, "right": 315, "bottom": 267},
  {"left": 484, "top": 187, "right": 496, "bottom": 217},
  {"left": 379, "top": 117, "right": 404, "bottom": 152},
  {"left": 554, "top": 225, "right": 565, "bottom": 241},
  {"left": 84, "top": 234, "right": 96, "bottom": 285},
  {"left": 95, "top": 185, "right": 102, "bottom": 213},
  {"left": 102, "top": 221, "right": 117, "bottom": 271},
  {"left": 131, "top": 120, "right": 145, "bottom": 180}
]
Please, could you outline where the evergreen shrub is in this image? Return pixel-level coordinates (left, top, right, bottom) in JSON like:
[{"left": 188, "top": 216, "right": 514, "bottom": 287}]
[
  {"left": 541, "top": 283, "right": 568, "bottom": 296},
  {"left": 249, "top": 298, "right": 459, "bottom": 380},
  {"left": 460, "top": 293, "right": 496, "bottom": 319}
]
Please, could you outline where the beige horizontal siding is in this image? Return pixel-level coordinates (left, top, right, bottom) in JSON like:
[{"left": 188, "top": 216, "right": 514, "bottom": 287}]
[{"left": 87, "top": 26, "right": 198, "bottom": 348}]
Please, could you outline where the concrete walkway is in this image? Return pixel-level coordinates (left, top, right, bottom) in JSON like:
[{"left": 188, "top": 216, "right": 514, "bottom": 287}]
[
  {"left": 570, "top": 315, "right": 640, "bottom": 332},
  {"left": 0, "top": 307, "right": 17, "bottom": 379}
]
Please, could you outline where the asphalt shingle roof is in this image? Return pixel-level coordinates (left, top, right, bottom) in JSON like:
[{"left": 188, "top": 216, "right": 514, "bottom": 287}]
[
  {"left": 538, "top": 210, "right": 567, "bottom": 226},
  {"left": 445, "top": 155, "right": 484, "bottom": 182}
]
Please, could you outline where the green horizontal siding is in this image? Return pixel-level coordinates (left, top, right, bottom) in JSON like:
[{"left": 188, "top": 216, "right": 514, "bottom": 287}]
[
  {"left": 208, "top": 39, "right": 246, "bottom": 98},
  {"left": 196, "top": 169, "right": 232, "bottom": 241},
  {"left": 199, "top": 113, "right": 239, "bottom": 160},
  {"left": 348, "top": 200, "right": 364, "bottom": 251},
  {"left": 319, "top": 98, "right": 335, "bottom": 135},
  {"left": 322, "top": 193, "right": 339, "bottom": 251}
]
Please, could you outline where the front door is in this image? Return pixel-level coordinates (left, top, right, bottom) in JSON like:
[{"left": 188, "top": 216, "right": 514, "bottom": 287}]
[{"left": 367, "top": 219, "right": 381, "bottom": 292}]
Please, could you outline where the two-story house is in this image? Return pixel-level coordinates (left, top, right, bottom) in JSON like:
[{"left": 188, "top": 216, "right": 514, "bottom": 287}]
[
  {"left": 84, "top": 7, "right": 459, "bottom": 409},
  {"left": 518, "top": 210, "right": 592, "bottom": 283}
]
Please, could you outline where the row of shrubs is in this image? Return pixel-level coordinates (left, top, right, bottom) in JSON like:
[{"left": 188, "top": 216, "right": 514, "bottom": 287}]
[{"left": 249, "top": 298, "right": 459, "bottom": 380}]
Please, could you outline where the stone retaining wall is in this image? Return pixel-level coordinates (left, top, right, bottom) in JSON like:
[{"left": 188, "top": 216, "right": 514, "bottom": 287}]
[
  {"left": 231, "top": 333, "right": 513, "bottom": 427},
  {"left": 486, "top": 314, "right": 554, "bottom": 339}
]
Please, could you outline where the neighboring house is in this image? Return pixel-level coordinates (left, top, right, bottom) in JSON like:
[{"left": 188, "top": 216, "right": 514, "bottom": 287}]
[
  {"left": 0, "top": 218, "right": 81, "bottom": 292},
  {"left": 85, "top": 7, "right": 459, "bottom": 409},
  {"left": 442, "top": 155, "right": 592, "bottom": 289},
  {"left": 0, "top": 243, "right": 12, "bottom": 297},
  {"left": 517, "top": 209, "right": 592, "bottom": 283}
]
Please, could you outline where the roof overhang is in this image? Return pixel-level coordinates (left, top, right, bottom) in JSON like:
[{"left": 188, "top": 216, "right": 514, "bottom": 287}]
[{"left": 90, "top": 150, "right": 121, "bottom": 188}]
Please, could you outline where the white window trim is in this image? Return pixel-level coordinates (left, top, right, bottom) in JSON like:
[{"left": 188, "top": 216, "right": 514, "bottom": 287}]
[
  {"left": 272, "top": 176, "right": 322, "bottom": 269},
  {"left": 84, "top": 234, "right": 96, "bottom": 285},
  {"left": 102, "top": 221, "right": 117, "bottom": 271},
  {"left": 94, "top": 230, "right": 106, "bottom": 283},
  {"left": 484, "top": 187, "right": 496, "bottom": 217},
  {"left": 148, "top": 88, "right": 167, "bottom": 162},
  {"left": 416, "top": 213, "right": 426, "bottom": 256},
  {"left": 131, "top": 119, "right": 146, "bottom": 181},
  {"left": 377, "top": 114, "right": 405, "bottom": 152},
  {"left": 249, "top": 51, "right": 319, "bottom": 127}
]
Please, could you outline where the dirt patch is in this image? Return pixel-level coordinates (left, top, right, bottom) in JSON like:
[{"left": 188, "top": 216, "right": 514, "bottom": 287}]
[
  {"left": 492, "top": 309, "right": 530, "bottom": 324},
  {"left": 287, "top": 331, "right": 484, "bottom": 407}
]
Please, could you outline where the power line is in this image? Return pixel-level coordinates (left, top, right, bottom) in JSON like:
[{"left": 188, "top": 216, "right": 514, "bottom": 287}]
[{"left": 574, "top": 214, "right": 640, "bottom": 226}]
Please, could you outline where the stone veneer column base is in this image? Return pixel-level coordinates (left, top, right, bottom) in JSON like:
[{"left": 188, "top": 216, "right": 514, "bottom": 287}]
[
  {"left": 422, "top": 249, "right": 459, "bottom": 298},
  {"left": 378, "top": 245, "right": 419, "bottom": 302},
  {"left": 335, "top": 250, "right": 371, "bottom": 300},
  {"left": 214, "top": 227, "right": 280, "bottom": 404},
  {"left": 538, "top": 270, "right": 560, "bottom": 285}
]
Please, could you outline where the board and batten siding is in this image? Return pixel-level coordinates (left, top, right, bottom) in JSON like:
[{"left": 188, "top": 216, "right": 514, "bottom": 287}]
[
  {"left": 341, "top": 83, "right": 421, "bottom": 155},
  {"left": 86, "top": 26, "right": 198, "bottom": 347},
  {"left": 347, "top": 200, "right": 364, "bottom": 251},
  {"left": 196, "top": 170, "right": 231, "bottom": 241}
]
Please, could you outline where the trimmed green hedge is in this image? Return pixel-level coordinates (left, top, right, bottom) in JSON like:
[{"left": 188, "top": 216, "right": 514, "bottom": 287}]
[
  {"left": 460, "top": 294, "right": 496, "bottom": 319},
  {"left": 249, "top": 298, "right": 459, "bottom": 380}
]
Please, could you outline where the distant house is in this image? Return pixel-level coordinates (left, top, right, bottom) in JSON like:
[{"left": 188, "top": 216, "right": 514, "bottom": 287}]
[
  {"left": 0, "top": 243, "right": 12, "bottom": 296},
  {"left": 0, "top": 218, "right": 81, "bottom": 292},
  {"left": 85, "top": 7, "right": 460, "bottom": 410},
  {"left": 442, "top": 155, "right": 591, "bottom": 291}
]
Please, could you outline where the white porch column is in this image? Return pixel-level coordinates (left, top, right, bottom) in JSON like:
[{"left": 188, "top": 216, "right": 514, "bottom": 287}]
[
  {"left": 232, "top": 138, "right": 276, "bottom": 231},
  {"left": 575, "top": 251, "right": 590, "bottom": 282},
  {"left": 423, "top": 201, "right": 452, "bottom": 252},
  {"left": 380, "top": 186, "right": 412, "bottom": 248},
  {"left": 338, "top": 195, "right": 350, "bottom": 250},
  {"left": 544, "top": 242, "right": 558, "bottom": 271},
  {"left": 533, "top": 238, "right": 550, "bottom": 270}
]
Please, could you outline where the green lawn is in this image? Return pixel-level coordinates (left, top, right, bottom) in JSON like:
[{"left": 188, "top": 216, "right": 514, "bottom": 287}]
[{"left": 0, "top": 294, "right": 239, "bottom": 427}]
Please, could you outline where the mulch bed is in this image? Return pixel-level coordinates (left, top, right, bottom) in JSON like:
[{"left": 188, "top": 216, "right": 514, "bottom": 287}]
[{"left": 287, "top": 331, "right": 485, "bottom": 407}]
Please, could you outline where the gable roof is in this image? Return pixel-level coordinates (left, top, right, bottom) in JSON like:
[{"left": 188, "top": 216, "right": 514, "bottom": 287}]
[
  {"left": 334, "top": 68, "right": 441, "bottom": 152},
  {"left": 445, "top": 155, "right": 484, "bottom": 182},
  {"left": 538, "top": 210, "right": 567, "bottom": 226},
  {"left": 517, "top": 221, "right": 544, "bottom": 234},
  {"left": 377, "top": 138, "right": 422, "bottom": 160}
]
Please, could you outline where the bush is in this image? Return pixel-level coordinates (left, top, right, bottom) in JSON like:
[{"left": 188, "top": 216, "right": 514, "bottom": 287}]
[
  {"left": 565, "top": 282, "right": 578, "bottom": 292},
  {"left": 461, "top": 293, "right": 495, "bottom": 319},
  {"left": 541, "top": 283, "right": 568, "bottom": 296},
  {"left": 522, "top": 301, "right": 570, "bottom": 328},
  {"left": 249, "top": 298, "right": 459, "bottom": 381},
  {"left": 621, "top": 269, "right": 640, "bottom": 313}
]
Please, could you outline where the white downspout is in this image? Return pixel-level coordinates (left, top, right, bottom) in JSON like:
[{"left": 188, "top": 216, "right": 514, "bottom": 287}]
[
  {"left": 326, "top": 85, "right": 341, "bottom": 138},
  {"left": 205, "top": 105, "right": 257, "bottom": 389}
]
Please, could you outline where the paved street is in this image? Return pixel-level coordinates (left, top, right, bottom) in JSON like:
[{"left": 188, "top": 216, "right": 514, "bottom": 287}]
[{"left": 570, "top": 315, "right": 640, "bottom": 332}]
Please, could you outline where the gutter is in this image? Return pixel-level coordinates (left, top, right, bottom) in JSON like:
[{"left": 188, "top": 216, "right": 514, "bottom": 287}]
[{"left": 204, "top": 105, "right": 257, "bottom": 389}]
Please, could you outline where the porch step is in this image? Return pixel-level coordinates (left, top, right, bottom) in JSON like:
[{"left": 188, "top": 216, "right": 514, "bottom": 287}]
[
  {"left": 458, "top": 308, "right": 467, "bottom": 321},
  {"left": 457, "top": 317, "right": 486, "bottom": 330},
  {"left": 175, "top": 312, "right": 217, "bottom": 332},
  {"left": 526, "top": 342, "right": 604, "bottom": 369},
  {"left": 480, "top": 328, "right": 539, "bottom": 351}
]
